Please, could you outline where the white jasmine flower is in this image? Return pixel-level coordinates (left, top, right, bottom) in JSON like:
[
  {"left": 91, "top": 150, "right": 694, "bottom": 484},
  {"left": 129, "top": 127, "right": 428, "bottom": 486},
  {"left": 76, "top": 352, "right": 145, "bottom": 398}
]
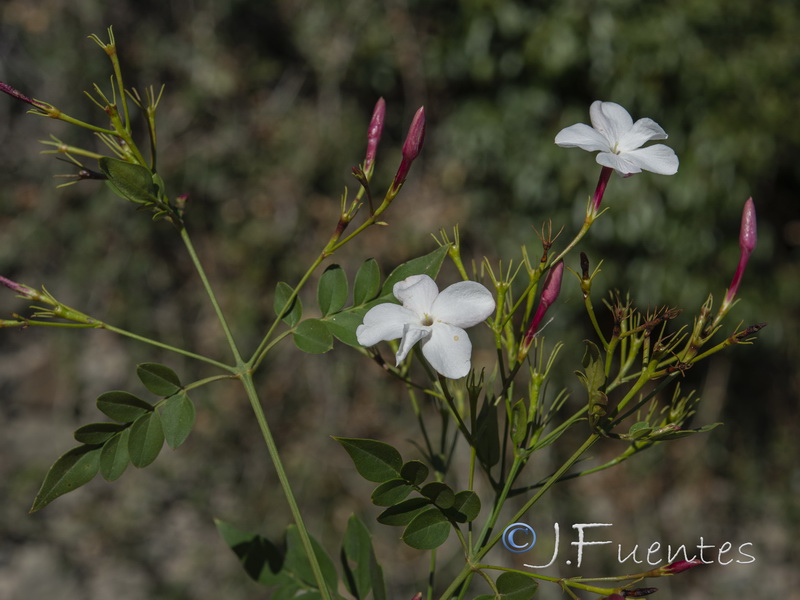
[
  {"left": 555, "top": 101, "right": 678, "bottom": 175},
  {"left": 356, "top": 274, "right": 495, "bottom": 379}
]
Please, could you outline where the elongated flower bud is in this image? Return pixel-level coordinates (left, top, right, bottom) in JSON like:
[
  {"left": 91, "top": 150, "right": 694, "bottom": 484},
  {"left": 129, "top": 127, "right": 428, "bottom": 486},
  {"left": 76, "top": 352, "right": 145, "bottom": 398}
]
[
  {"left": 519, "top": 261, "right": 564, "bottom": 357},
  {"left": 0, "top": 276, "right": 41, "bottom": 300},
  {"left": 363, "top": 97, "right": 386, "bottom": 174},
  {"left": 391, "top": 106, "right": 426, "bottom": 190},
  {"left": 0, "top": 81, "right": 49, "bottom": 110},
  {"left": 725, "top": 197, "right": 757, "bottom": 304},
  {"left": 659, "top": 558, "right": 704, "bottom": 575}
]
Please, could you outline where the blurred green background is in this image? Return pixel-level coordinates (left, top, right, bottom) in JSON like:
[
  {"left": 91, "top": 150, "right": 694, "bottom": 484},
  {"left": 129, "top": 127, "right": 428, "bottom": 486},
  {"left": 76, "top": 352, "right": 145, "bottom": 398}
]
[{"left": 1, "top": 0, "right": 797, "bottom": 599}]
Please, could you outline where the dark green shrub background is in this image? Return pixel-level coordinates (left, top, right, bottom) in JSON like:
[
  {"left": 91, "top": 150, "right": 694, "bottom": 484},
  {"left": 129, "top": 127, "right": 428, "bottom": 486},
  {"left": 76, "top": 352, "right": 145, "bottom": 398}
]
[{"left": 1, "top": 1, "right": 797, "bottom": 598}]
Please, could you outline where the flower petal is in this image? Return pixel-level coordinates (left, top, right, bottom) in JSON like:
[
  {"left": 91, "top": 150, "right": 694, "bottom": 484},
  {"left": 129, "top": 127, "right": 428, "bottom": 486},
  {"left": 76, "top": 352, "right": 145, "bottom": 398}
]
[
  {"left": 431, "top": 281, "right": 495, "bottom": 328},
  {"left": 396, "top": 323, "right": 430, "bottom": 363},
  {"left": 595, "top": 151, "right": 643, "bottom": 175},
  {"left": 590, "top": 101, "right": 633, "bottom": 146},
  {"left": 356, "top": 303, "right": 418, "bottom": 346},
  {"left": 554, "top": 123, "right": 611, "bottom": 152},
  {"left": 421, "top": 323, "right": 472, "bottom": 379},
  {"left": 617, "top": 117, "right": 668, "bottom": 153},
  {"left": 393, "top": 274, "right": 438, "bottom": 316},
  {"left": 622, "top": 144, "right": 679, "bottom": 175}
]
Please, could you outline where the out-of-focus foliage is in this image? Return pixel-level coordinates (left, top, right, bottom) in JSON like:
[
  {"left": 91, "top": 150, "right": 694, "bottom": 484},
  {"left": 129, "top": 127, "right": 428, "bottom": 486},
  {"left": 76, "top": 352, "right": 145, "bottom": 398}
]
[{"left": 0, "top": 0, "right": 797, "bottom": 599}]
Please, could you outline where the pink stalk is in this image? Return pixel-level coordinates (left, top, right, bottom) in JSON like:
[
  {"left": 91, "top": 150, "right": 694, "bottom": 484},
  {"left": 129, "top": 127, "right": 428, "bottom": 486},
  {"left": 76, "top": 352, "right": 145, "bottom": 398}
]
[
  {"left": 363, "top": 98, "right": 386, "bottom": 174},
  {"left": 592, "top": 166, "right": 613, "bottom": 212},
  {"left": 521, "top": 261, "right": 564, "bottom": 350},
  {"left": 724, "top": 197, "right": 757, "bottom": 304},
  {"left": 391, "top": 106, "right": 426, "bottom": 189}
]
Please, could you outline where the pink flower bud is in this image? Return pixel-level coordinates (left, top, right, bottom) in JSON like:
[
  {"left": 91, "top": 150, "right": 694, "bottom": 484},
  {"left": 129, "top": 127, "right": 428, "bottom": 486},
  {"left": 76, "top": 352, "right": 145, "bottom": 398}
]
[
  {"left": 725, "top": 198, "right": 757, "bottom": 304},
  {"left": 0, "top": 276, "right": 40, "bottom": 300},
  {"left": 739, "top": 197, "right": 757, "bottom": 255},
  {"left": 0, "top": 81, "right": 49, "bottom": 110},
  {"left": 364, "top": 97, "right": 386, "bottom": 173},
  {"left": 392, "top": 106, "right": 426, "bottom": 189},
  {"left": 520, "top": 261, "right": 564, "bottom": 353},
  {"left": 660, "top": 558, "right": 704, "bottom": 575}
]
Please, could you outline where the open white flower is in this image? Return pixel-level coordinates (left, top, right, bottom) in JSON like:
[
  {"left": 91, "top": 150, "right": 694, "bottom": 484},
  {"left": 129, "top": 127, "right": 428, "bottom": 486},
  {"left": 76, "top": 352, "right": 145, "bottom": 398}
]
[
  {"left": 555, "top": 101, "right": 678, "bottom": 175},
  {"left": 356, "top": 274, "right": 495, "bottom": 379}
]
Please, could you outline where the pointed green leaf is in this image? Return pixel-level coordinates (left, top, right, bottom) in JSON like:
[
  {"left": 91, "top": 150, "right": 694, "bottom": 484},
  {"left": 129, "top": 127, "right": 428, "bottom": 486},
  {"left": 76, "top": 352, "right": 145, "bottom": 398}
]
[
  {"left": 376, "top": 498, "right": 430, "bottom": 526},
  {"left": 475, "top": 399, "right": 500, "bottom": 468},
  {"left": 74, "top": 422, "right": 127, "bottom": 445},
  {"left": 353, "top": 259, "right": 381, "bottom": 305},
  {"left": 274, "top": 281, "right": 303, "bottom": 326},
  {"left": 334, "top": 437, "right": 403, "bottom": 483},
  {"left": 342, "top": 514, "right": 377, "bottom": 600},
  {"left": 158, "top": 392, "right": 195, "bottom": 449},
  {"left": 317, "top": 264, "right": 348, "bottom": 316},
  {"left": 371, "top": 479, "right": 413, "bottom": 507},
  {"left": 323, "top": 311, "right": 363, "bottom": 348},
  {"left": 100, "top": 428, "right": 130, "bottom": 481},
  {"left": 30, "top": 445, "right": 101, "bottom": 512},
  {"left": 497, "top": 572, "right": 538, "bottom": 600},
  {"left": 128, "top": 411, "right": 164, "bottom": 468},
  {"left": 97, "top": 391, "right": 153, "bottom": 423},
  {"left": 99, "top": 157, "right": 157, "bottom": 204},
  {"left": 137, "top": 362, "right": 182, "bottom": 397},
  {"left": 379, "top": 245, "right": 450, "bottom": 298},
  {"left": 293, "top": 318, "right": 334, "bottom": 354},
  {"left": 214, "top": 519, "right": 289, "bottom": 587},
  {"left": 511, "top": 400, "right": 528, "bottom": 446},
  {"left": 402, "top": 508, "right": 451, "bottom": 550},
  {"left": 400, "top": 460, "right": 429, "bottom": 486},
  {"left": 285, "top": 525, "right": 338, "bottom": 594}
]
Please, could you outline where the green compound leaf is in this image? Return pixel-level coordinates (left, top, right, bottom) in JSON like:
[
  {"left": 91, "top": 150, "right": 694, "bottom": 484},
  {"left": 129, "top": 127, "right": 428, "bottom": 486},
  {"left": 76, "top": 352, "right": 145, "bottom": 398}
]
[
  {"left": 342, "top": 514, "right": 386, "bottom": 600},
  {"left": 285, "top": 525, "right": 339, "bottom": 594},
  {"left": 497, "top": 572, "right": 539, "bottom": 600},
  {"left": 99, "top": 157, "right": 157, "bottom": 205},
  {"left": 334, "top": 437, "right": 403, "bottom": 483},
  {"left": 402, "top": 508, "right": 451, "bottom": 550},
  {"left": 370, "top": 479, "right": 413, "bottom": 507},
  {"left": 30, "top": 444, "right": 102, "bottom": 512},
  {"left": 317, "top": 264, "right": 348, "bottom": 316},
  {"left": 379, "top": 245, "right": 450, "bottom": 298},
  {"left": 323, "top": 311, "right": 363, "bottom": 348},
  {"left": 376, "top": 497, "right": 430, "bottom": 526},
  {"left": 420, "top": 482, "right": 455, "bottom": 510},
  {"left": 97, "top": 391, "right": 153, "bottom": 423},
  {"left": 293, "top": 318, "right": 334, "bottom": 354},
  {"left": 400, "top": 460, "right": 429, "bottom": 486},
  {"left": 214, "top": 519, "right": 290, "bottom": 587},
  {"left": 446, "top": 490, "right": 481, "bottom": 523},
  {"left": 128, "top": 411, "right": 165, "bottom": 468},
  {"left": 274, "top": 281, "right": 303, "bottom": 327},
  {"left": 137, "top": 362, "right": 182, "bottom": 397},
  {"left": 353, "top": 259, "right": 381, "bottom": 305},
  {"left": 74, "top": 422, "right": 127, "bottom": 445},
  {"left": 158, "top": 392, "right": 195, "bottom": 449},
  {"left": 100, "top": 428, "right": 131, "bottom": 482}
]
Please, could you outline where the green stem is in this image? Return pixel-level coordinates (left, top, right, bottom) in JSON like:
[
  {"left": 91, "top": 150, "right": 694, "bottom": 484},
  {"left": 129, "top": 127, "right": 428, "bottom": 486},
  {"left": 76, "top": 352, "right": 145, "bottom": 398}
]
[
  {"left": 239, "top": 372, "right": 333, "bottom": 600},
  {"left": 180, "top": 227, "right": 242, "bottom": 364},
  {"left": 100, "top": 322, "right": 236, "bottom": 372}
]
